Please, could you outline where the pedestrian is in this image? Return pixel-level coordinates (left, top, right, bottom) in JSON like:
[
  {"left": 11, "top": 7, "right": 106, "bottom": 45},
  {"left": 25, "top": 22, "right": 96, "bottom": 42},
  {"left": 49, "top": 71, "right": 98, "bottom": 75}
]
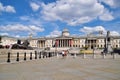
[{"left": 62, "top": 50, "right": 65, "bottom": 58}]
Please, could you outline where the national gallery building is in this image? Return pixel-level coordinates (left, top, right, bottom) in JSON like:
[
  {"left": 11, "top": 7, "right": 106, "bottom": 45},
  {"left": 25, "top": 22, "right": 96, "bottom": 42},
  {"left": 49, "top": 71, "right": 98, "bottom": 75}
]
[
  {"left": 29, "top": 28, "right": 120, "bottom": 50},
  {"left": 1, "top": 28, "right": 120, "bottom": 50}
]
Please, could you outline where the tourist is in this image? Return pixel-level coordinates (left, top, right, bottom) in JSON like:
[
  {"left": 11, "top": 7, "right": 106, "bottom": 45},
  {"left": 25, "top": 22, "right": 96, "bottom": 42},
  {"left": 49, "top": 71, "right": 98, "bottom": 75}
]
[{"left": 62, "top": 50, "right": 65, "bottom": 58}]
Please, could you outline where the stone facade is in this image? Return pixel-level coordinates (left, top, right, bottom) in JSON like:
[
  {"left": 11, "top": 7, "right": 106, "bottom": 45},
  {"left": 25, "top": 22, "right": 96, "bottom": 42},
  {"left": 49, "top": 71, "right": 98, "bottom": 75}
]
[
  {"left": 0, "top": 29, "right": 120, "bottom": 50},
  {"left": 0, "top": 36, "right": 17, "bottom": 46},
  {"left": 29, "top": 29, "right": 120, "bottom": 50}
]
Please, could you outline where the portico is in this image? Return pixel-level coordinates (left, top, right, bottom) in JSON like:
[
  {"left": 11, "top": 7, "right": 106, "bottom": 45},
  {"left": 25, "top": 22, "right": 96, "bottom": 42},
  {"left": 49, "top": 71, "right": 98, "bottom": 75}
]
[
  {"left": 37, "top": 39, "right": 45, "bottom": 48},
  {"left": 56, "top": 38, "right": 73, "bottom": 47}
]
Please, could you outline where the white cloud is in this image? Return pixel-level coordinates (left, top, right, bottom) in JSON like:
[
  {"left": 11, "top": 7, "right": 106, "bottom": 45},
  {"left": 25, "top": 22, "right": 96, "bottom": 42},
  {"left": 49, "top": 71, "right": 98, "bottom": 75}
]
[
  {"left": 20, "top": 15, "right": 43, "bottom": 26},
  {"left": 0, "top": 24, "right": 44, "bottom": 37},
  {"left": 0, "top": 33, "right": 9, "bottom": 36},
  {"left": 29, "top": 25, "right": 44, "bottom": 32},
  {"left": 0, "top": 2, "right": 4, "bottom": 11},
  {"left": 41, "top": 0, "right": 113, "bottom": 26},
  {"left": 0, "top": 24, "right": 44, "bottom": 32},
  {"left": 99, "top": 0, "right": 120, "bottom": 8},
  {"left": 80, "top": 26, "right": 106, "bottom": 34},
  {"left": 46, "top": 30, "right": 61, "bottom": 37},
  {"left": 110, "top": 31, "right": 120, "bottom": 36},
  {"left": 30, "top": 2, "right": 40, "bottom": 11},
  {"left": 80, "top": 26, "right": 120, "bottom": 36},
  {"left": 20, "top": 16, "right": 29, "bottom": 21},
  {"left": 14, "top": 35, "right": 20, "bottom": 38},
  {"left": 99, "top": 9, "right": 114, "bottom": 21},
  {"left": 5, "top": 5, "right": 16, "bottom": 13},
  {"left": 0, "top": 2, "right": 16, "bottom": 13}
]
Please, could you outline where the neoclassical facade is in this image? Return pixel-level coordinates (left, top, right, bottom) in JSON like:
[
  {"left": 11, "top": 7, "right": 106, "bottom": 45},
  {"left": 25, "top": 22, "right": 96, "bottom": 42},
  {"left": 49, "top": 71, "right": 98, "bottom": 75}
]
[
  {"left": 29, "top": 28, "right": 120, "bottom": 50},
  {"left": 0, "top": 36, "right": 17, "bottom": 46},
  {"left": 0, "top": 28, "right": 120, "bottom": 50}
]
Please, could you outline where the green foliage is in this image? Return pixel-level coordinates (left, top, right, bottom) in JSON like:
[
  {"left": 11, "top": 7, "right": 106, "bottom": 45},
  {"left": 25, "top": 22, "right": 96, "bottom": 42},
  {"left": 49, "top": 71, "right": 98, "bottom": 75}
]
[{"left": 83, "top": 46, "right": 89, "bottom": 50}]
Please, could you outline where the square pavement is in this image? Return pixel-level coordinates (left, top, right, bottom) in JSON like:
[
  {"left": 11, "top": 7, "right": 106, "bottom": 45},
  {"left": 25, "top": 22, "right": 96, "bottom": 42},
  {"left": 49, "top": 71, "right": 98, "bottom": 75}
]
[{"left": 0, "top": 55, "right": 120, "bottom": 80}]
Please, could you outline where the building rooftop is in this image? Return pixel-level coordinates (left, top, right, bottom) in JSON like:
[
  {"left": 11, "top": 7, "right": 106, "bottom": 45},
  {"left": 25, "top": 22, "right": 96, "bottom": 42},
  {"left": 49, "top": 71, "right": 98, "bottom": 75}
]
[{"left": 62, "top": 28, "right": 69, "bottom": 32}]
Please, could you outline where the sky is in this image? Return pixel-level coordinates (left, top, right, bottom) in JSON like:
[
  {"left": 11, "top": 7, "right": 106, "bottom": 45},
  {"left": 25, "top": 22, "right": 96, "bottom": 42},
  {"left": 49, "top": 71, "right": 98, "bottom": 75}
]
[{"left": 0, "top": 0, "right": 120, "bottom": 38}]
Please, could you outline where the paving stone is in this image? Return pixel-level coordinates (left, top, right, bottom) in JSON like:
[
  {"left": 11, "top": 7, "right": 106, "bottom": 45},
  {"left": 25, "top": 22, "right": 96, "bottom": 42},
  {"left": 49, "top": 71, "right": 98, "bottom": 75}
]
[{"left": 0, "top": 55, "right": 120, "bottom": 80}]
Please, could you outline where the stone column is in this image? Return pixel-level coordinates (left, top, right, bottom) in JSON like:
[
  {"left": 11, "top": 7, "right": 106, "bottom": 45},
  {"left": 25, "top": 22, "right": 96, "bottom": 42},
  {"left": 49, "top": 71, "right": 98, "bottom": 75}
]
[
  {"left": 44, "top": 41, "right": 45, "bottom": 48},
  {"left": 68, "top": 40, "right": 70, "bottom": 47},
  {"left": 39, "top": 41, "right": 41, "bottom": 48},
  {"left": 63, "top": 40, "right": 64, "bottom": 47},
  {"left": 58, "top": 40, "right": 59, "bottom": 47},
  {"left": 70, "top": 39, "right": 72, "bottom": 47},
  {"left": 67, "top": 39, "right": 68, "bottom": 47},
  {"left": 62, "top": 40, "right": 63, "bottom": 47},
  {"left": 60, "top": 40, "right": 62, "bottom": 47},
  {"left": 61, "top": 40, "right": 62, "bottom": 47},
  {"left": 60, "top": 40, "right": 61, "bottom": 47},
  {"left": 66, "top": 39, "right": 67, "bottom": 47},
  {"left": 41, "top": 41, "right": 42, "bottom": 48},
  {"left": 68, "top": 40, "right": 69, "bottom": 47},
  {"left": 68, "top": 39, "right": 69, "bottom": 47},
  {"left": 59, "top": 40, "right": 60, "bottom": 47}
]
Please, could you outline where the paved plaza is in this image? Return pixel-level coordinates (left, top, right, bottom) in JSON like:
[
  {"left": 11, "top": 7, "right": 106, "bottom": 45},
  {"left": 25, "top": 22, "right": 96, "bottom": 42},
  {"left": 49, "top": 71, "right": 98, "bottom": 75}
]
[{"left": 0, "top": 55, "right": 120, "bottom": 80}]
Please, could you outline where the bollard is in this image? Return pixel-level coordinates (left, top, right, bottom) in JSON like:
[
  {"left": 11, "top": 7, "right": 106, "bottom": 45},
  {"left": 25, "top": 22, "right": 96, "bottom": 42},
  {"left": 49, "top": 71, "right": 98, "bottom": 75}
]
[
  {"left": 57, "top": 53, "right": 59, "bottom": 58},
  {"left": 45, "top": 52, "right": 47, "bottom": 58},
  {"left": 54, "top": 52, "right": 56, "bottom": 56},
  {"left": 7, "top": 52, "right": 11, "bottom": 63},
  {"left": 83, "top": 53, "right": 86, "bottom": 59},
  {"left": 103, "top": 53, "right": 105, "bottom": 59},
  {"left": 48, "top": 52, "right": 51, "bottom": 58},
  {"left": 74, "top": 53, "right": 77, "bottom": 58},
  {"left": 46, "top": 52, "right": 47, "bottom": 58},
  {"left": 39, "top": 52, "right": 41, "bottom": 59},
  {"left": 16, "top": 52, "right": 19, "bottom": 62},
  {"left": 52, "top": 52, "right": 54, "bottom": 57},
  {"left": 113, "top": 53, "right": 116, "bottom": 59},
  {"left": 51, "top": 52, "right": 52, "bottom": 57},
  {"left": 54, "top": 52, "right": 55, "bottom": 56},
  {"left": 53, "top": 52, "right": 54, "bottom": 57},
  {"left": 24, "top": 52, "right": 26, "bottom": 61},
  {"left": 73, "top": 53, "right": 76, "bottom": 58},
  {"left": 56, "top": 52, "right": 57, "bottom": 56},
  {"left": 93, "top": 53, "right": 96, "bottom": 59},
  {"left": 43, "top": 52, "right": 45, "bottom": 58},
  {"left": 35, "top": 51, "right": 37, "bottom": 59},
  {"left": 30, "top": 52, "right": 32, "bottom": 60}
]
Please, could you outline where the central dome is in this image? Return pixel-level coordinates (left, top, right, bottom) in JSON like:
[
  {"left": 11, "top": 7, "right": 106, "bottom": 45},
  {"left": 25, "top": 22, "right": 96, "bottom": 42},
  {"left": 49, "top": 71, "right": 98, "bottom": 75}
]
[{"left": 62, "top": 28, "right": 70, "bottom": 36}]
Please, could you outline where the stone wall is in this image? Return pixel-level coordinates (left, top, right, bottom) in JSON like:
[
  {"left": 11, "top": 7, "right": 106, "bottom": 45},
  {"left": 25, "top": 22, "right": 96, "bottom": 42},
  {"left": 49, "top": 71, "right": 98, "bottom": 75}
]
[{"left": 0, "top": 49, "right": 35, "bottom": 54}]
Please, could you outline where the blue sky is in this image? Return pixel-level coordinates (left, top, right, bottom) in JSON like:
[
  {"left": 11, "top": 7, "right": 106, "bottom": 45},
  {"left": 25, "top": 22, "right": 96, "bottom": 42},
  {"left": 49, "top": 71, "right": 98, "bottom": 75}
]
[{"left": 0, "top": 0, "right": 120, "bottom": 38}]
